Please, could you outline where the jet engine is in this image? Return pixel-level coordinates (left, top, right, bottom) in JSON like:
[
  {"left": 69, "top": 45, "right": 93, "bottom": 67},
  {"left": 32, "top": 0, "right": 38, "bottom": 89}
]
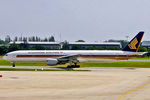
[{"left": 46, "top": 58, "right": 59, "bottom": 65}]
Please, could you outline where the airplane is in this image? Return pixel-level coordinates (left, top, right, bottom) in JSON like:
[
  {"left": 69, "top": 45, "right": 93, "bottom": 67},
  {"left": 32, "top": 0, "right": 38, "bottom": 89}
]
[{"left": 3, "top": 31, "right": 146, "bottom": 68}]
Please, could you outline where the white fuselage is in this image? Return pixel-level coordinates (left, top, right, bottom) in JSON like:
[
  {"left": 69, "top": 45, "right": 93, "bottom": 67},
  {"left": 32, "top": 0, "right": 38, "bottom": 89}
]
[{"left": 3, "top": 50, "right": 145, "bottom": 63}]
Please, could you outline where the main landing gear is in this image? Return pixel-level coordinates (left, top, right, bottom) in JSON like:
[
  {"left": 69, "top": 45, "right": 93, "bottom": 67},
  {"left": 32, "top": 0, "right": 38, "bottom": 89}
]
[{"left": 67, "top": 62, "right": 80, "bottom": 68}]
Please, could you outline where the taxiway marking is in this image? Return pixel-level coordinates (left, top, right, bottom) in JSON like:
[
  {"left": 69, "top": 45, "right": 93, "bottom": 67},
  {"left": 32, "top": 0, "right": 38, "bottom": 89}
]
[{"left": 116, "top": 80, "right": 150, "bottom": 100}]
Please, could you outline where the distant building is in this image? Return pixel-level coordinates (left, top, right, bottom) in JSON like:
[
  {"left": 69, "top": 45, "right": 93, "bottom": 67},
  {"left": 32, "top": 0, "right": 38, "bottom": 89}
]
[
  {"left": 68, "top": 42, "right": 122, "bottom": 49},
  {"left": 141, "top": 41, "right": 150, "bottom": 48},
  {"left": 9, "top": 41, "right": 62, "bottom": 49},
  {"left": 9, "top": 41, "right": 122, "bottom": 50}
]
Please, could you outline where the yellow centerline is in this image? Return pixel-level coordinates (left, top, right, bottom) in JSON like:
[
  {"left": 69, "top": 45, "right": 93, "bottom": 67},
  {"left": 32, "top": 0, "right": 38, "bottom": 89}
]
[{"left": 116, "top": 80, "right": 150, "bottom": 100}]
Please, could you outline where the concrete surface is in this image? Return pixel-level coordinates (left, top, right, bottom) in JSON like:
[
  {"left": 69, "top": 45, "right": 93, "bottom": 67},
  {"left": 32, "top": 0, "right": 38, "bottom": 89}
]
[{"left": 0, "top": 68, "right": 150, "bottom": 100}]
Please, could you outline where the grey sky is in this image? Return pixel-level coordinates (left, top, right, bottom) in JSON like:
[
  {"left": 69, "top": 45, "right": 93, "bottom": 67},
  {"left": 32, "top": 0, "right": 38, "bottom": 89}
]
[{"left": 0, "top": 0, "right": 150, "bottom": 41}]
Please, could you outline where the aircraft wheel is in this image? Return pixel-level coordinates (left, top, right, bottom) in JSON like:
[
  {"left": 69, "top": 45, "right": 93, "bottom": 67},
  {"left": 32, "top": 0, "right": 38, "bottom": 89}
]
[
  {"left": 67, "top": 65, "right": 72, "bottom": 68},
  {"left": 12, "top": 63, "right": 15, "bottom": 67},
  {"left": 67, "top": 65, "right": 80, "bottom": 68},
  {"left": 75, "top": 65, "right": 80, "bottom": 68}
]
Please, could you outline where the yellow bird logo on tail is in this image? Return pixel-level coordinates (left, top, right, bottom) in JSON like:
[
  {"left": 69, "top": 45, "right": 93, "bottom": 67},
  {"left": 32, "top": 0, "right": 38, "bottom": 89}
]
[
  {"left": 123, "top": 31, "right": 144, "bottom": 52},
  {"left": 128, "top": 38, "right": 138, "bottom": 49}
]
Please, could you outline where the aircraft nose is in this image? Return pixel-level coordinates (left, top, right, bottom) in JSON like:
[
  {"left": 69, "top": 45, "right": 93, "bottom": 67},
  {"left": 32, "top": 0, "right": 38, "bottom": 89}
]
[
  {"left": 2, "top": 56, "right": 6, "bottom": 60},
  {"left": 3, "top": 55, "right": 8, "bottom": 60}
]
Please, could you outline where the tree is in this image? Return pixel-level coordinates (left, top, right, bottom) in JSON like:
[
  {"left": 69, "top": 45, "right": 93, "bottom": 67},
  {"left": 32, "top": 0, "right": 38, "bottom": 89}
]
[
  {"left": 28, "top": 37, "right": 32, "bottom": 42},
  {"left": 0, "top": 39, "right": 6, "bottom": 44},
  {"left": 107, "top": 39, "right": 128, "bottom": 49},
  {"left": 19, "top": 37, "right": 23, "bottom": 41},
  {"left": 35, "top": 36, "right": 39, "bottom": 42},
  {"left": 107, "top": 46, "right": 119, "bottom": 50},
  {"left": 71, "top": 45, "right": 81, "bottom": 50},
  {"left": 8, "top": 43, "right": 20, "bottom": 52},
  {"left": 44, "top": 38, "right": 48, "bottom": 42},
  {"left": 62, "top": 41, "right": 69, "bottom": 50},
  {"left": 23, "top": 37, "right": 27, "bottom": 43},
  {"left": 32, "top": 36, "right": 36, "bottom": 42},
  {"left": 87, "top": 46, "right": 95, "bottom": 50},
  {"left": 147, "top": 49, "right": 150, "bottom": 57},
  {"left": 19, "top": 43, "right": 29, "bottom": 50},
  {"left": 31, "top": 45, "right": 45, "bottom": 50},
  {"left": 97, "top": 47, "right": 105, "bottom": 50},
  {"left": 0, "top": 46, "right": 8, "bottom": 55},
  {"left": 5, "top": 35, "right": 11, "bottom": 43},
  {"left": 48, "top": 36, "right": 55, "bottom": 42},
  {"left": 138, "top": 47, "right": 148, "bottom": 52},
  {"left": 14, "top": 37, "right": 18, "bottom": 42},
  {"left": 76, "top": 40, "right": 85, "bottom": 42},
  {"left": 120, "top": 40, "right": 129, "bottom": 48}
]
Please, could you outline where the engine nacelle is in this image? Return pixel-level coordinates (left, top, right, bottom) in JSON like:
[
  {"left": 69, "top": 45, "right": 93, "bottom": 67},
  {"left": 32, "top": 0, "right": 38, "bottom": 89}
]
[{"left": 46, "top": 58, "right": 59, "bottom": 66}]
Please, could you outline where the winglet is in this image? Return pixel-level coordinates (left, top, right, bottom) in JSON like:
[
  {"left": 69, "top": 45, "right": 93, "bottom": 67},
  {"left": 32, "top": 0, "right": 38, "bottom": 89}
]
[{"left": 123, "top": 31, "right": 144, "bottom": 52}]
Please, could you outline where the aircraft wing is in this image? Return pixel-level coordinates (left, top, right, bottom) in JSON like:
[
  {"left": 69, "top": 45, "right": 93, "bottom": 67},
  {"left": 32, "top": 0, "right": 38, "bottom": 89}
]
[
  {"left": 46, "top": 54, "right": 81, "bottom": 66},
  {"left": 58, "top": 54, "right": 80, "bottom": 61}
]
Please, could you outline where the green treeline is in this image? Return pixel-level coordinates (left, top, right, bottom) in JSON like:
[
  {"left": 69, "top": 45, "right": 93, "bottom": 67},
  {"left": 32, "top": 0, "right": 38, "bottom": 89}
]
[
  {"left": 0, "top": 36, "right": 149, "bottom": 56},
  {"left": 5, "top": 35, "right": 55, "bottom": 43}
]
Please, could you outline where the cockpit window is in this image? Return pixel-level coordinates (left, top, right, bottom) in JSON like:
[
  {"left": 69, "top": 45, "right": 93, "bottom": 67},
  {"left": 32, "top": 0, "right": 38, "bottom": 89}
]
[{"left": 5, "top": 54, "right": 8, "bottom": 56}]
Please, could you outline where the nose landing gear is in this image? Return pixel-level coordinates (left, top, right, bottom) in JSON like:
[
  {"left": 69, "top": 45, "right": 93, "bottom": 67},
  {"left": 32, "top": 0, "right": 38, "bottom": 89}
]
[{"left": 12, "top": 62, "right": 15, "bottom": 67}]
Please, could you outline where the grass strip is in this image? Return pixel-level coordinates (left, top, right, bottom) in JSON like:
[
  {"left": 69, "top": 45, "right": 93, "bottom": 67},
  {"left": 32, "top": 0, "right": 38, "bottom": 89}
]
[
  {"left": 79, "top": 61, "right": 150, "bottom": 68},
  {"left": 131, "top": 57, "right": 150, "bottom": 60}
]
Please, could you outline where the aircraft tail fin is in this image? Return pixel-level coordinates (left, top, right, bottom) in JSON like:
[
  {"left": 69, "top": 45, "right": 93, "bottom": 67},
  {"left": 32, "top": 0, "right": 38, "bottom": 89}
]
[{"left": 123, "top": 31, "right": 144, "bottom": 52}]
